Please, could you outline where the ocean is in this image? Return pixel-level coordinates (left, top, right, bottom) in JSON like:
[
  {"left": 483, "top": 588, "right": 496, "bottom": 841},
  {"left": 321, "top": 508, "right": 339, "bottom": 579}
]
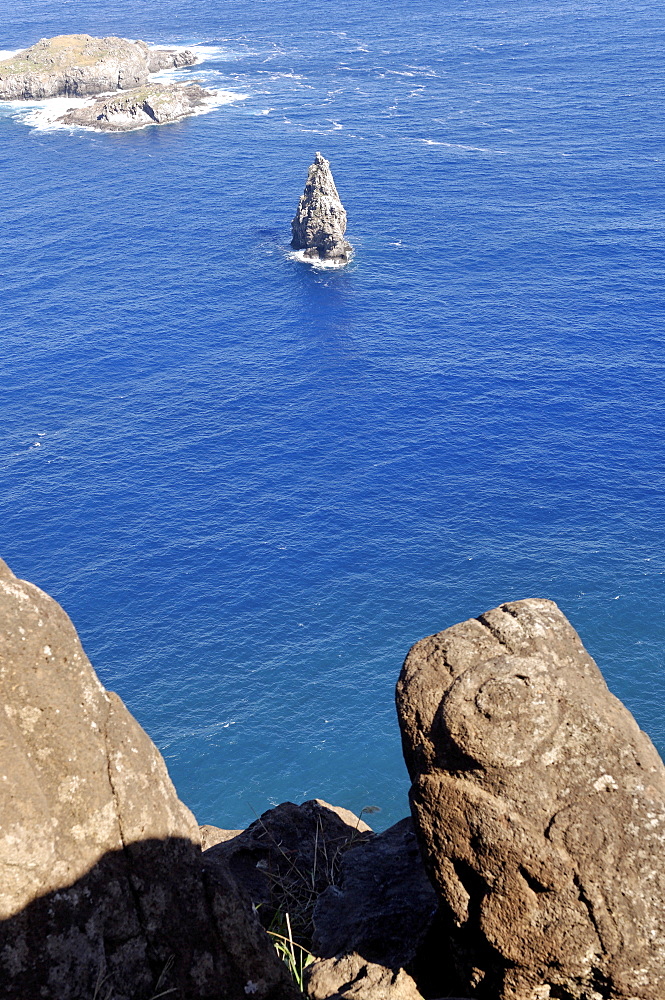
[{"left": 1, "top": 0, "right": 664, "bottom": 831}]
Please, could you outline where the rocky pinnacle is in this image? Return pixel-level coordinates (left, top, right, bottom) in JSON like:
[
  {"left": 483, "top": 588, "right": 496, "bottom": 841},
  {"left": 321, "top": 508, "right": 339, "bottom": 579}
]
[{"left": 291, "top": 152, "right": 353, "bottom": 262}]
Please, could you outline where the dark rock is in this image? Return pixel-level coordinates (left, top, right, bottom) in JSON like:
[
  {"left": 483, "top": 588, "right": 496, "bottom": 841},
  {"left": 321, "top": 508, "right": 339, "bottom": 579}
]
[
  {"left": 291, "top": 152, "right": 353, "bottom": 262},
  {"left": 312, "top": 817, "right": 438, "bottom": 970},
  {"left": 148, "top": 47, "right": 198, "bottom": 73},
  {"left": 396, "top": 598, "right": 665, "bottom": 1000},
  {"left": 57, "top": 82, "right": 212, "bottom": 131},
  {"left": 204, "top": 799, "right": 372, "bottom": 946},
  {"left": 0, "top": 34, "right": 197, "bottom": 100},
  {"left": 306, "top": 954, "right": 424, "bottom": 1000},
  {"left": 0, "top": 557, "right": 296, "bottom": 1000}
]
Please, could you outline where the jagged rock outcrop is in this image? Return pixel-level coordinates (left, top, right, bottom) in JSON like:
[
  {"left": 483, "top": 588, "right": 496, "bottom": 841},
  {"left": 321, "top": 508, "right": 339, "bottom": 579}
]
[
  {"left": 203, "top": 799, "right": 372, "bottom": 946},
  {"left": 0, "top": 34, "right": 196, "bottom": 100},
  {"left": 291, "top": 152, "right": 353, "bottom": 262},
  {"left": 396, "top": 598, "right": 665, "bottom": 1000},
  {"left": 57, "top": 83, "right": 212, "bottom": 131},
  {"left": 0, "top": 557, "right": 296, "bottom": 1000},
  {"left": 306, "top": 954, "right": 424, "bottom": 1000}
]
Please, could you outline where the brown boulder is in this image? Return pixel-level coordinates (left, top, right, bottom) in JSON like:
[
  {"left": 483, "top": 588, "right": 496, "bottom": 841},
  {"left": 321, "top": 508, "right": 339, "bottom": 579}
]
[
  {"left": 199, "top": 823, "right": 243, "bottom": 850},
  {"left": 396, "top": 598, "right": 665, "bottom": 1000},
  {"left": 0, "top": 557, "right": 295, "bottom": 999}
]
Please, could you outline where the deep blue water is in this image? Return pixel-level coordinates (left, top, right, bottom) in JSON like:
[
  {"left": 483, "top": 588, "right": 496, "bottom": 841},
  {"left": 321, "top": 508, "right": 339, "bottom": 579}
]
[{"left": 2, "top": 0, "right": 665, "bottom": 830}]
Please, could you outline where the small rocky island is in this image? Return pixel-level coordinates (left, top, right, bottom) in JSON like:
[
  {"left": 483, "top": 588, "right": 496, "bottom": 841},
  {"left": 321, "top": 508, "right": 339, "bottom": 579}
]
[
  {"left": 56, "top": 82, "right": 212, "bottom": 131},
  {"left": 291, "top": 152, "right": 353, "bottom": 263},
  {"left": 0, "top": 34, "right": 197, "bottom": 100}
]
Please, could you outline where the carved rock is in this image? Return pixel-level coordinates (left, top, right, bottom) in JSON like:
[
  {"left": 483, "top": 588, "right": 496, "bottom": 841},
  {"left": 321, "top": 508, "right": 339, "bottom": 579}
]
[
  {"left": 396, "top": 598, "right": 665, "bottom": 1000},
  {"left": 291, "top": 152, "right": 353, "bottom": 262},
  {"left": 0, "top": 557, "right": 295, "bottom": 1000},
  {"left": 0, "top": 34, "right": 196, "bottom": 100},
  {"left": 57, "top": 83, "right": 212, "bottom": 131}
]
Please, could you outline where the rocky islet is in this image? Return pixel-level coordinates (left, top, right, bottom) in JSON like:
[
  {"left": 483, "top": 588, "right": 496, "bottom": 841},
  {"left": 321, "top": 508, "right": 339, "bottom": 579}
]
[
  {"left": 56, "top": 82, "right": 213, "bottom": 131},
  {"left": 0, "top": 34, "right": 197, "bottom": 100},
  {"left": 0, "top": 33, "right": 211, "bottom": 132}
]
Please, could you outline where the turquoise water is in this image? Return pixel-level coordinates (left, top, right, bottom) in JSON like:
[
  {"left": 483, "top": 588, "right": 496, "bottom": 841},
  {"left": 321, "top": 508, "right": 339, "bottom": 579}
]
[{"left": 1, "top": 0, "right": 664, "bottom": 829}]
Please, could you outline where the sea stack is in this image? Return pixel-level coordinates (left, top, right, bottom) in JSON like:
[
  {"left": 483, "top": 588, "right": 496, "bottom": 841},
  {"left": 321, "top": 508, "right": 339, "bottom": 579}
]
[{"left": 291, "top": 152, "right": 353, "bottom": 262}]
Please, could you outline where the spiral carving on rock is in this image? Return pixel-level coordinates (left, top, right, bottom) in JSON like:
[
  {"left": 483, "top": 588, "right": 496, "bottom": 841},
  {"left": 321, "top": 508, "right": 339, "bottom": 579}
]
[{"left": 440, "top": 655, "right": 560, "bottom": 767}]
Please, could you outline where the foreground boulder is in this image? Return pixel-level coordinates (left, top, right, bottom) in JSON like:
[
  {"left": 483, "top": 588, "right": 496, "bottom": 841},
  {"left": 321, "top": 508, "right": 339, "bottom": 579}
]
[
  {"left": 396, "top": 598, "right": 665, "bottom": 1000},
  {"left": 57, "top": 82, "right": 213, "bottom": 131},
  {"left": 0, "top": 34, "right": 196, "bottom": 100},
  {"left": 0, "top": 558, "right": 296, "bottom": 1000},
  {"left": 291, "top": 152, "right": 353, "bottom": 262}
]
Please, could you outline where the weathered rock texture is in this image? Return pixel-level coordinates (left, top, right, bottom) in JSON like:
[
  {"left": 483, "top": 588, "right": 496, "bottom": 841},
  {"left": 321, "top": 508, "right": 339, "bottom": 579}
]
[
  {"left": 396, "top": 598, "right": 665, "bottom": 1000},
  {"left": 0, "top": 557, "right": 296, "bottom": 1000},
  {"left": 0, "top": 34, "right": 196, "bottom": 100},
  {"left": 203, "top": 798, "right": 372, "bottom": 946},
  {"left": 57, "top": 82, "right": 212, "bottom": 131},
  {"left": 291, "top": 152, "right": 353, "bottom": 261}
]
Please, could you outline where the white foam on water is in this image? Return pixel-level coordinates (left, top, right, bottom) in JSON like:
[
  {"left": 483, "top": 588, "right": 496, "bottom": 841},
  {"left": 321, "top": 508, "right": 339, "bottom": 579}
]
[
  {"left": 416, "top": 137, "right": 505, "bottom": 154},
  {"left": 147, "top": 43, "right": 242, "bottom": 64},
  {"left": 288, "top": 249, "right": 352, "bottom": 270},
  {"left": 0, "top": 48, "right": 25, "bottom": 61},
  {"left": 4, "top": 96, "right": 94, "bottom": 131}
]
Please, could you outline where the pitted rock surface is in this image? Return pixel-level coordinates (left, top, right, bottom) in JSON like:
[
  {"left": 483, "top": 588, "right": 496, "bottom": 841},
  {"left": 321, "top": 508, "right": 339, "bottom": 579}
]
[
  {"left": 291, "top": 152, "right": 353, "bottom": 261},
  {"left": 0, "top": 34, "right": 196, "bottom": 100},
  {"left": 0, "top": 557, "right": 295, "bottom": 1000},
  {"left": 396, "top": 598, "right": 665, "bottom": 1000}
]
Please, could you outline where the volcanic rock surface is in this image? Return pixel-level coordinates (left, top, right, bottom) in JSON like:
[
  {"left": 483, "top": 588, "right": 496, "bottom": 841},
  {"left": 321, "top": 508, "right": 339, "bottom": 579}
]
[
  {"left": 396, "top": 598, "right": 665, "bottom": 1000},
  {"left": 0, "top": 557, "right": 295, "bottom": 1000},
  {"left": 291, "top": 152, "right": 353, "bottom": 262},
  {"left": 57, "top": 82, "right": 212, "bottom": 131},
  {"left": 0, "top": 34, "right": 196, "bottom": 100}
]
